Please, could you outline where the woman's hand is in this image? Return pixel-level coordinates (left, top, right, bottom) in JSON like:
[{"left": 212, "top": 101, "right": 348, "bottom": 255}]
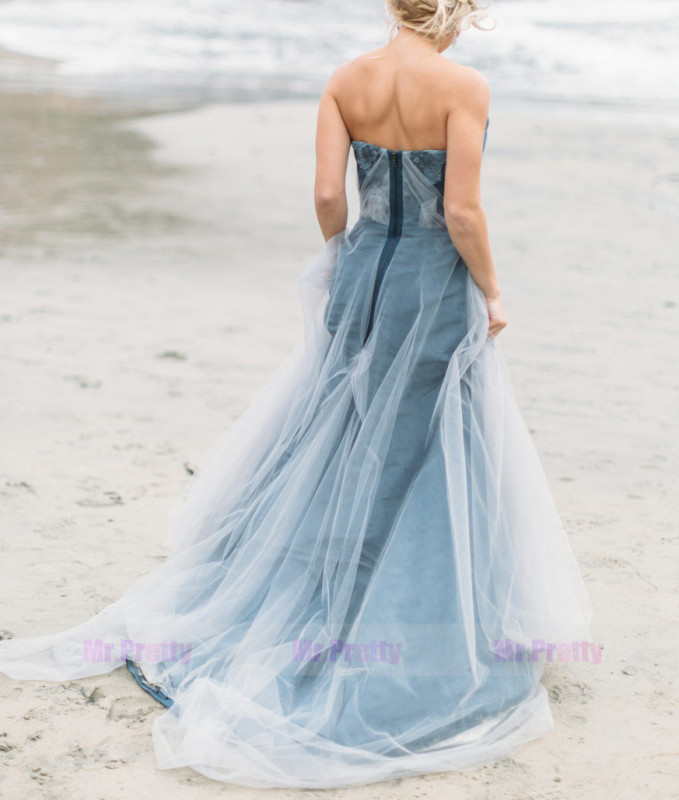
[{"left": 485, "top": 293, "right": 507, "bottom": 339}]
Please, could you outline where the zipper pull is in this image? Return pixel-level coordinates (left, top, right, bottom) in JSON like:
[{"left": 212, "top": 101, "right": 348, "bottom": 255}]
[{"left": 391, "top": 151, "right": 397, "bottom": 166}]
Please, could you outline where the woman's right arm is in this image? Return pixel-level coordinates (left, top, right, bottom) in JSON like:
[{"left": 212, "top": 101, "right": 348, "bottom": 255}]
[{"left": 442, "top": 69, "right": 507, "bottom": 338}]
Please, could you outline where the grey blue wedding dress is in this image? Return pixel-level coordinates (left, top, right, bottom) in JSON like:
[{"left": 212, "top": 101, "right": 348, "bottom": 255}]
[{"left": 0, "top": 117, "right": 593, "bottom": 788}]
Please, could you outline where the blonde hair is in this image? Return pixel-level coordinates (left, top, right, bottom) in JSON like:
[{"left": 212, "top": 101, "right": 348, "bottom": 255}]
[{"left": 385, "top": 0, "right": 495, "bottom": 45}]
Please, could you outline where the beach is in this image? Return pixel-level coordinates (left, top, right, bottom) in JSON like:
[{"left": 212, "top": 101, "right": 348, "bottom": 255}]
[{"left": 1, "top": 89, "right": 678, "bottom": 799}]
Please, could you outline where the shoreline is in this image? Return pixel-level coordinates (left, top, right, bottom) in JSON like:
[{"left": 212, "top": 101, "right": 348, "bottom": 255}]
[{"left": 2, "top": 36, "right": 679, "bottom": 129}]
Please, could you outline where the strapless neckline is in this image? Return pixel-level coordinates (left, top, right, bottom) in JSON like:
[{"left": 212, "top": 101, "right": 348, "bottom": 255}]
[
  {"left": 350, "top": 117, "right": 489, "bottom": 155},
  {"left": 350, "top": 139, "right": 445, "bottom": 155}
]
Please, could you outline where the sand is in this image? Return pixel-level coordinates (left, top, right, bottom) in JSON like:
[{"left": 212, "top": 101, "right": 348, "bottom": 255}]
[{"left": 1, "top": 94, "right": 678, "bottom": 799}]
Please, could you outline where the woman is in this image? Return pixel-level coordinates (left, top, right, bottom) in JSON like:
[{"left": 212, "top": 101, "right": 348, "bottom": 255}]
[{"left": 0, "top": 0, "right": 593, "bottom": 789}]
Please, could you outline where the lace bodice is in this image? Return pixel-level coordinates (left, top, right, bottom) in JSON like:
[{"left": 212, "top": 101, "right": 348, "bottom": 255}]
[{"left": 350, "top": 118, "right": 489, "bottom": 231}]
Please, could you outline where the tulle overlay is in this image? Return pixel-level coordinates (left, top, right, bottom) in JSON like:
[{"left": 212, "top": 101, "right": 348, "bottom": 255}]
[{"left": 0, "top": 124, "right": 592, "bottom": 788}]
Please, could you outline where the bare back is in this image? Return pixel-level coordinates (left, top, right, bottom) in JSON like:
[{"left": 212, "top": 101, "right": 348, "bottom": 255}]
[{"left": 331, "top": 47, "right": 478, "bottom": 152}]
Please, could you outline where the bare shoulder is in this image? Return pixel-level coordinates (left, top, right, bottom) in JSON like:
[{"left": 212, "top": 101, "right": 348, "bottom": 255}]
[
  {"left": 438, "top": 61, "right": 490, "bottom": 115},
  {"left": 322, "top": 49, "right": 386, "bottom": 94}
]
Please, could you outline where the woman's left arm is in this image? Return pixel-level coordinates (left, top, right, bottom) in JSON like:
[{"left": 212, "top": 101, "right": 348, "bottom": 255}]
[{"left": 314, "top": 69, "right": 351, "bottom": 241}]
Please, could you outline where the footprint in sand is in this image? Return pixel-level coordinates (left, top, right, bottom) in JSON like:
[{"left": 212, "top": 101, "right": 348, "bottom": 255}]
[{"left": 76, "top": 490, "right": 124, "bottom": 507}]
